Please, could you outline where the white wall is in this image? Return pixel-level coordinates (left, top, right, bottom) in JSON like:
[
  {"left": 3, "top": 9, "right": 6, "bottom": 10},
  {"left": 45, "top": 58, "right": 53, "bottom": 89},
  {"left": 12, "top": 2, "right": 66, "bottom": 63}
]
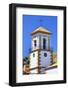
[
  {"left": 30, "top": 51, "right": 38, "bottom": 69},
  {"left": 0, "top": 0, "right": 68, "bottom": 89},
  {"left": 30, "top": 51, "right": 39, "bottom": 73},
  {"left": 40, "top": 51, "right": 51, "bottom": 67}
]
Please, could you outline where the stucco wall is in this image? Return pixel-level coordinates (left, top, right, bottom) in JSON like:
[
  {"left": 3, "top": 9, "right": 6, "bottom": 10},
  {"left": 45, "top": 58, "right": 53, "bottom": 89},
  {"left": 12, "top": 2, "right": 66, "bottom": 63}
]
[
  {"left": 30, "top": 51, "right": 38, "bottom": 73},
  {"left": 40, "top": 51, "right": 51, "bottom": 68}
]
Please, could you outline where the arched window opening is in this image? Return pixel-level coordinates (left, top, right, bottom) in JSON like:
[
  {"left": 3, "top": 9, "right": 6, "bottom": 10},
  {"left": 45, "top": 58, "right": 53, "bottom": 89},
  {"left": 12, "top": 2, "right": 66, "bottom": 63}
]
[{"left": 43, "top": 38, "right": 46, "bottom": 49}]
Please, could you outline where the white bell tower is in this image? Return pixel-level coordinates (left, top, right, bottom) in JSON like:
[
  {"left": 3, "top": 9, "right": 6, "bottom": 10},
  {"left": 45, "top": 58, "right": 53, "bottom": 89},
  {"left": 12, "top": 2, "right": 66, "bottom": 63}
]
[{"left": 29, "top": 27, "right": 52, "bottom": 74}]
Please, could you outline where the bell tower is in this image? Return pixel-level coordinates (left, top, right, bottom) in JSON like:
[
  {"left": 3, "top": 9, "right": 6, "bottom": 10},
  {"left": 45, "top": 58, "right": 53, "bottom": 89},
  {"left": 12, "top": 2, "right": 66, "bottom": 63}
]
[{"left": 30, "top": 27, "right": 52, "bottom": 74}]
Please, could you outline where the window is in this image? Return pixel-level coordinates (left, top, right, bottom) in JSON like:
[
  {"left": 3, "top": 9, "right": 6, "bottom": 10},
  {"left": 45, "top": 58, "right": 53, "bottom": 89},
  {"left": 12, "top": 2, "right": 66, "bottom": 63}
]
[
  {"left": 34, "top": 40, "right": 37, "bottom": 47},
  {"left": 44, "top": 53, "right": 47, "bottom": 57},
  {"left": 33, "top": 53, "right": 35, "bottom": 57},
  {"left": 43, "top": 38, "right": 46, "bottom": 49}
]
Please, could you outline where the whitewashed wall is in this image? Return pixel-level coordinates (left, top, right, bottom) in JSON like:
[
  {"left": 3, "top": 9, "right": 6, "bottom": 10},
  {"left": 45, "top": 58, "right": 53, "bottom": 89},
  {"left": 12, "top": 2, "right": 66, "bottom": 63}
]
[
  {"left": 30, "top": 51, "right": 38, "bottom": 73},
  {"left": 40, "top": 51, "right": 51, "bottom": 68}
]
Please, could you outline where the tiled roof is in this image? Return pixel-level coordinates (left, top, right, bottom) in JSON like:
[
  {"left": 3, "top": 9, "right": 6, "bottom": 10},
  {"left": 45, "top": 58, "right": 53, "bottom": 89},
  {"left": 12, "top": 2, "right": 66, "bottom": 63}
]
[{"left": 31, "top": 27, "right": 51, "bottom": 35}]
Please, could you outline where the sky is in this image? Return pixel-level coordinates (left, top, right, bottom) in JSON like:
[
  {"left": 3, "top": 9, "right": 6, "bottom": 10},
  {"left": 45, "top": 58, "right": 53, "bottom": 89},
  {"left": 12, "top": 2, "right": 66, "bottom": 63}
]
[{"left": 22, "top": 15, "right": 57, "bottom": 58}]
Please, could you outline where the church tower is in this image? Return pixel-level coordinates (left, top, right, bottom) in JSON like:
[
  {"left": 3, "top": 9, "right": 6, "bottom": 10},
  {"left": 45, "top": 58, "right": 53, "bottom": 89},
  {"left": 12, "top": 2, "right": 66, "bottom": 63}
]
[{"left": 29, "top": 27, "right": 52, "bottom": 74}]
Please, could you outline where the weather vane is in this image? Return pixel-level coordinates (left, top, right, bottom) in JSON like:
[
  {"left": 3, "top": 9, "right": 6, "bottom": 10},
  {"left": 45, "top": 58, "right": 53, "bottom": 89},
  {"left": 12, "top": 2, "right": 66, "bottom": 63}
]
[{"left": 39, "top": 19, "right": 43, "bottom": 26}]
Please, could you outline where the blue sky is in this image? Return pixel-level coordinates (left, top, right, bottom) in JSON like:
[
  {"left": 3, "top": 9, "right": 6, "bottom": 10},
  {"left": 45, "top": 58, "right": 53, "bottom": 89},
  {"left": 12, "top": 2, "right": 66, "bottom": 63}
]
[{"left": 22, "top": 15, "right": 57, "bottom": 58}]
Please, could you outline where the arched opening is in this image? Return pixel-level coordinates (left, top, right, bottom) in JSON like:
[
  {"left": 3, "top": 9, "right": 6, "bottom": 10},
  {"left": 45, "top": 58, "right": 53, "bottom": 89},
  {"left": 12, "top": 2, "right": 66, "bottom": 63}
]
[
  {"left": 43, "top": 38, "right": 46, "bottom": 49},
  {"left": 34, "top": 40, "right": 37, "bottom": 47}
]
